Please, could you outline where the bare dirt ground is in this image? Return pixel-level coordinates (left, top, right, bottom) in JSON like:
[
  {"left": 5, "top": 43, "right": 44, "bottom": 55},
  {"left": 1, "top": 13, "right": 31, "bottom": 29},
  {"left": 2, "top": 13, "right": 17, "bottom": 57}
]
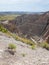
[{"left": 0, "top": 32, "right": 49, "bottom": 65}]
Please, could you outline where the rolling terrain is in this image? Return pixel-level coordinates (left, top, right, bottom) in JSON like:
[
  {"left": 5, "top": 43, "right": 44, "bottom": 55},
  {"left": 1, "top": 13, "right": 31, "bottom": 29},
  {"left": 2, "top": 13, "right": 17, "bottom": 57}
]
[
  {"left": 1, "top": 11, "right": 49, "bottom": 43},
  {"left": 0, "top": 11, "right": 49, "bottom": 65}
]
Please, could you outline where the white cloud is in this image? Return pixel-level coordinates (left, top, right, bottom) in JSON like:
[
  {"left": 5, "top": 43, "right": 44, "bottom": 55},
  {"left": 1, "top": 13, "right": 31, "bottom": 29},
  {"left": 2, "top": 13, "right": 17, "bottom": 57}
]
[
  {"left": 0, "top": 0, "right": 49, "bottom": 12},
  {"left": 0, "top": 0, "right": 42, "bottom": 4},
  {"left": 0, "top": 0, "right": 49, "bottom": 5}
]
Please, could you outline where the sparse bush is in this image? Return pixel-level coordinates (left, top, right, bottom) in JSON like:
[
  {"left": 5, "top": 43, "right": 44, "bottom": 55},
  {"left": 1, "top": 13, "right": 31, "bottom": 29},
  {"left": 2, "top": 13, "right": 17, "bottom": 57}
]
[
  {"left": 0, "top": 25, "right": 8, "bottom": 33},
  {"left": 30, "top": 45, "right": 36, "bottom": 49},
  {"left": 8, "top": 43, "right": 17, "bottom": 55},
  {"left": 40, "top": 42, "right": 49, "bottom": 50},
  {"left": 21, "top": 53, "right": 26, "bottom": 57},
  {"left": 8, "top": 43, "right": 16, "bottom": 49}
]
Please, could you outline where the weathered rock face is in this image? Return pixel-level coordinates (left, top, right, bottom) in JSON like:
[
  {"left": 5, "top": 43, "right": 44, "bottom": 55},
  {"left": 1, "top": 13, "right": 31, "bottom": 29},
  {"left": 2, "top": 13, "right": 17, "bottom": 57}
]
[
  {"left": 43, "top": 29, "right": 49, "bottom": 43},
  {"left": 1, "top": 11, "right": 49, "bottom": 42},
  {"left": 47, "top": 37, "right": 49, "bottom": 43}
]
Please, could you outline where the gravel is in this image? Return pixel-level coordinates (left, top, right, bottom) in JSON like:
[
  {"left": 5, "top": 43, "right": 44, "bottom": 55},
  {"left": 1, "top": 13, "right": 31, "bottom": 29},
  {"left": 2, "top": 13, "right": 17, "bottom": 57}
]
[{"left": 0, "top": 32, "right": 49, "bottom": 65}]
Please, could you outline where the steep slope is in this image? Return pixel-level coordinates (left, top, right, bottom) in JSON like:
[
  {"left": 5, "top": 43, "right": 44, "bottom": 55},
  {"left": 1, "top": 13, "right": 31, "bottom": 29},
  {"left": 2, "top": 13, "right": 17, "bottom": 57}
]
[
  {"left": 1, "top": 11, "right": 49, "bottom": 42},
  {"left": 0, "top": 32, "right": 49, "bottom": 65}
]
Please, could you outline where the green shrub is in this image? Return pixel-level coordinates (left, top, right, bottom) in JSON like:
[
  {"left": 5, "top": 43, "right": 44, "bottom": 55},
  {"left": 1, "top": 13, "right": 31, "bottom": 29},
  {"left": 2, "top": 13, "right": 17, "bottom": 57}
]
[
  {"left": 8, "top": 43, "right": 17, "bottom": 55},
  {"left": 8, "top": 43, "right": 16, "bottom": 49},
  {"left": 30, "top": 45, "right": 36, "bottom": 49},
  {"left": 21, "top": 53, "right": 26, "bottom": 57},
  {"left": 0, "top": 25, "right": 8, "bottom": 33},
  {"left": 40, "top": 42, "right": 49, "bottom": 50}
]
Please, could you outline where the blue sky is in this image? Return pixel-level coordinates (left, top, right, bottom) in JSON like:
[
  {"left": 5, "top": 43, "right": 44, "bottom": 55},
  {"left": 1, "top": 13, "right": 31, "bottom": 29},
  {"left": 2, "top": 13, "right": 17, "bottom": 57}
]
[{"left": 0, "top": 0, "right": 49, "bottom": 12}]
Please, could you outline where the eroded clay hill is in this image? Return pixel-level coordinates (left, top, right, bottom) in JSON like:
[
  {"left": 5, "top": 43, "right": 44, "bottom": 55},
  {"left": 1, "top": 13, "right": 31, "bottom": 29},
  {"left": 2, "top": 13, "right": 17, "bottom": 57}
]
[{"left": 1, "top": 11, "right": 49, "bottom": 42}]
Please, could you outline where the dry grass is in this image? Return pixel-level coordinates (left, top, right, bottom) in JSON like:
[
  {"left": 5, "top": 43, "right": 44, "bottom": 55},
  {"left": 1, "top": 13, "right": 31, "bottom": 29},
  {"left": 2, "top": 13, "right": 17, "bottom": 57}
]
[
  {"left": 8, "top": 43, "right": 16, "bottom": 49},
  {"left": 0, "top": 25, "right": 8, "bottom": 33},
  {"left": 40, "top": 42, "right": 49, "bottom": 50},
  {"left": 6, "top": 33, "right": 36, "bottom": 49}
]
